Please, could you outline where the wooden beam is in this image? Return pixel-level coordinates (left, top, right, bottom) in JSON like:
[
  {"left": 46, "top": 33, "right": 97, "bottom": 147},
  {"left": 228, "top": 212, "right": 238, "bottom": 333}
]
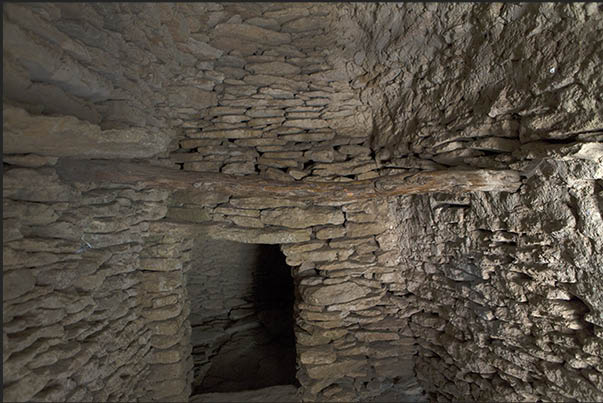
[{"left": 55, "top": 158, "right": 522, "bottom": 202}]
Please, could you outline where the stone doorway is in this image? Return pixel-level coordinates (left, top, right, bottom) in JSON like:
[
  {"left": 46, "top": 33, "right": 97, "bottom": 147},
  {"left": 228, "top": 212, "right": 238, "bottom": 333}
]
[{"left": 187, "top": 234, "right": 298, "bottom": 395}]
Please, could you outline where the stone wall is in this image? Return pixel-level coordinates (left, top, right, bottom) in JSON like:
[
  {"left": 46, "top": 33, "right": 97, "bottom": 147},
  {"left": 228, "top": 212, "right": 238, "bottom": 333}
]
[
  {"left": 165, "top": 193, "right": 423, "bottom": 401},
  {"left": 161, "top": 3, "right": 375, "bottom": 182},
  {"left": 334, "top": 3, "right": 603, "bottom": 170},
  {"left": 2, "top": 155, "right": 193, "bottom": 401},
  {"left": 392, "top": 156, "right": 603, "bottom": 401},
  {"left": 3, "top": 2, "right": 603, "bottom": 403}
]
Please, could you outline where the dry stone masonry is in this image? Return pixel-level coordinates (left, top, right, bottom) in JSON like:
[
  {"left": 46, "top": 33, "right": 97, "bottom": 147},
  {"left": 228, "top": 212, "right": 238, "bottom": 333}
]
[{"left": 3, "top": 2, "right": 603, "bottom": 403}]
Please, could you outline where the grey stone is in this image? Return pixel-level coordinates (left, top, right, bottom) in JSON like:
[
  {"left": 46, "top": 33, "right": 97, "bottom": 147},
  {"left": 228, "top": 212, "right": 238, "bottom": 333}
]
[
  {"left": 207, "top": 224, "right": 311, "bottom": 244},
  {"left": 262, "top": 151, "right": 304, "bottom": 160},
  {"left": 3, "top": 154, "right": 58, "bottom": 168},
  {"left": 185, "top": 38, "right": 223, "bottom": 59},
  {"left": 257, "top": 157, "right": 301, "bottom": 168},
  {"left": 245, "top": 17, "right": 280, "bottom": 31},
  {"left": 168, "top": 87, "right": 217, "bottom": 109},
  {"left": 4, "top": 219, "right": 23, "bottom": 242},
  {"left": 247, "top": 62, "right": 301, "bottom": 76},
  {"left": 247, "top": 117, "right": 286, "bottom": 127},
  {"left": 282, "top": 16, "right": 328, "bottom": 33},
  {"left": 221, "top": 161, "right": 256, "bottom": 175},
  {"left": 263, "top": 7, "right": 309, "bottom": 23},
  {"left": 3, "top": 269, "right": 36, "bottom": 301},
  {"left": 261, "top": 207, "right": 344, "bottom": 229},
  {"left": 139, "top": 258, "right": 183, "bottom": 272},
  {"left": 142, "top": 304, "right": 183, "bottom": 322},
  {"left": 4, "top": 106, "right": 172, "bottom": 158},
  {"left": 316, "top": 226, "right": 347, "bottom": 240},
  {"left": 182, "top": 161, "right": 223, "bottom": 172},
  {"left": 230, "top": 197, "right": 306, "bottom": 209},
  {"left": 284, "top": 119, "right": 330, "bottom": 129},
  {"left": 4, "top": 168, "right": 78, "bottom": 202},
  {"left": 300, "top": 346, "right": 337, "bottom": 365},
  {"left": 355, "top": 331, "right": 400, "bottom": 342},
  {"left": 306, "top": 359, "right": 366, "bottom": 380},
  {"left": 302, "top": 282, "right": 371, "bottom": 305},
  {"left": 191, "top": 385, "right": 299, "bottom": 403},
  {"left": 246, "top": 108, "right": 286, "bottom": 118},
  {"left": 199, "top": 129, "right": 263, "bottom": 139},
  {"left": 171, "top": 189, "right": 229, "bottom": 207},
  {"left": 166, "top": 207, "right": 211, "bottom": 223},
  {"left": 213, "top": 23, "right": 291, "bottom": 45},
  {"left": 243, "top": 74, "right": 309, "bottom": 91},
  {"left": 280, "top": 131, "right": 335, "bottom": 142},
  {"left": 230, "top": 216, "right": 263, "bottom": 228},
  {"left": 345, "top": 222, "right": 390, "bottom": 237}
]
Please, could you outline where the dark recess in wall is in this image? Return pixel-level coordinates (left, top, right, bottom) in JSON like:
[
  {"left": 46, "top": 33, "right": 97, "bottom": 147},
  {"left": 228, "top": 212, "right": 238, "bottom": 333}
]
[{"left": 196, "top": 244, "right": 298, "bottom": 394}]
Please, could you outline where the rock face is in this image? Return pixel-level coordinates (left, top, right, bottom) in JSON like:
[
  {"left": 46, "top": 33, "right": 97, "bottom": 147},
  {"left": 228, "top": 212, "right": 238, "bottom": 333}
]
[
  {"left": 393, "top": 158, "right": 603, "bottom": 402},
  {"left": 3, "top": 3, "right": 602, "bottom": 403},
  {"left": 3, "top": 106, "right": 173, "bottom": 159},
  {"left": 335, "top": 3, "right": 603, "bottom": 163}
]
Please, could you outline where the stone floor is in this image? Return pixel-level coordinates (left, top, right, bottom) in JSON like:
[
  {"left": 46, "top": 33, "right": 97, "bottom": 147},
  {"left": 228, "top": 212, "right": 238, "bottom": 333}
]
[
  {"left": 191, "top": 385, "right": 299, "bottom": 402},
  {"left": 196, "top": 325, "right": 297, "bottom": 393},
  {"left": 191, "top": 378, "right": 426, "bottom": 402}
]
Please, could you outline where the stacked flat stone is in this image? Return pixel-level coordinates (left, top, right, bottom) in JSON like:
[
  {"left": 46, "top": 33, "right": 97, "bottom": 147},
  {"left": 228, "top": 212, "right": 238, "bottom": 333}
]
[
  {"left": 392, "top": 159, "right": 603, "bottom": 402},
  {"left": 165, "top": 4, "right": 375, "bottom": 182},
  {"left": 3, "top": 159, "right": 177, "bottom": 401},
  {"left": 163, "top": 190, "right": 422, "bottom": 401}
]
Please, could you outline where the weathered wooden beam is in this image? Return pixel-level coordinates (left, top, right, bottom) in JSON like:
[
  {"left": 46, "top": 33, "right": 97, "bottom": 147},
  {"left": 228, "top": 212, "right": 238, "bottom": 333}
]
[{"left": 55, "top": 158, "right": 522, "bottom": 202}]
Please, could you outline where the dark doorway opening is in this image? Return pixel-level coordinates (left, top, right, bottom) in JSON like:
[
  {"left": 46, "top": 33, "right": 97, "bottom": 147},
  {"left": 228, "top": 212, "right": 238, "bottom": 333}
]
[{"left": 190, "top": 241, "right": 297, "bottom": 395}]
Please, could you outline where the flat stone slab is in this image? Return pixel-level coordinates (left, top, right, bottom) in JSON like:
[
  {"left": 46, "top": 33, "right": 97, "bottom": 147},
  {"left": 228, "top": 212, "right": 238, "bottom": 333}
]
[
  {"left": 207, "top": 223, "right": 311, "bottom": 244},
  {"left": 302, "top": 282, "right": 371, "bottom": 306},
  {"left": 261, "top": 207, "right": 344, "bottom": 229},
  {"left": 191, "top": 385, "right": 299, "bottom": 402},
  {"left": 4, "top": 105, "right": 171, "bottom": 158}
]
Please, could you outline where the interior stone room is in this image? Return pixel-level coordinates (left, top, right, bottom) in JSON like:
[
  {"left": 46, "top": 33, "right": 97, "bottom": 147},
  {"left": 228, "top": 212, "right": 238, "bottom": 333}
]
[{"left": 3, "top": 3, "right": 603, "bottom": 402}]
